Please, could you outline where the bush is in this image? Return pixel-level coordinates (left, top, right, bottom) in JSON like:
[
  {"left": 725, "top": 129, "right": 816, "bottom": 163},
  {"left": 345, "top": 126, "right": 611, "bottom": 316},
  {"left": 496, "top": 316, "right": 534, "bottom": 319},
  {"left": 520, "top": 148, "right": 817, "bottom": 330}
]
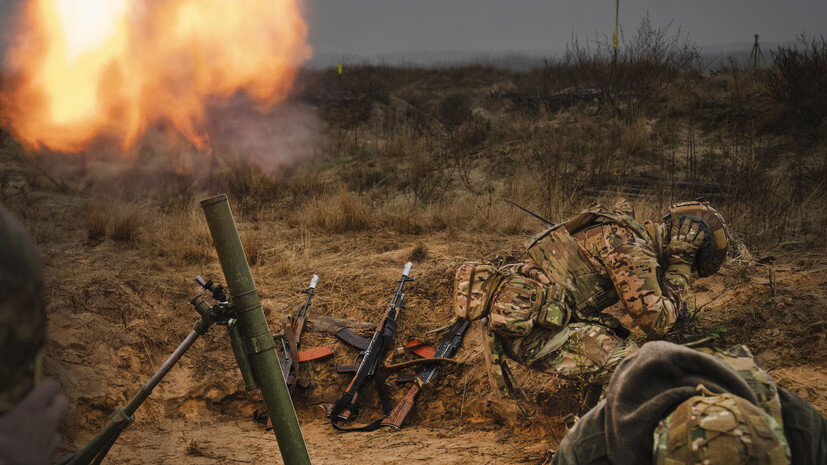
[
  {"left": 564, "top": 14, "right": 703, "bottom": 117},
  {"left": 768, "top": 35, "right": 827, "bottom": 127}
]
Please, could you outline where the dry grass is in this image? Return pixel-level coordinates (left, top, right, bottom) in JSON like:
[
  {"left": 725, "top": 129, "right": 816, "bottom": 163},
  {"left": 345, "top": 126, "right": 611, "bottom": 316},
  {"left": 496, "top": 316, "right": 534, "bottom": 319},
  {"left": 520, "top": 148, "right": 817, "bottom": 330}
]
[
  {"left": 295, "top": 187, "right": 374, "bottom": 233},
  {"left": 621, "top": 119, "right": 651, "bottom": 157},
  {"left": 150, "top": 205, "right": 214, "bottom": 265},
  {"left": 111, "top": 204, "right": 140, "bottom": 242},
  {"left": 85, "top": 199, "right": 110, "bottom": 241},
  {"left": 241, "top": 229, "right": 263, "bottom": 266}
]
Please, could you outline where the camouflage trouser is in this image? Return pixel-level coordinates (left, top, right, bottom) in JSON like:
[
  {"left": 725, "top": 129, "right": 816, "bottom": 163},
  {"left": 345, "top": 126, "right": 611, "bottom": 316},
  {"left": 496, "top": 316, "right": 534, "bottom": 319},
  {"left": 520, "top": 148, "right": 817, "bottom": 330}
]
[{"left": 536, "top": 322, "right": 638, "bottom": 385}]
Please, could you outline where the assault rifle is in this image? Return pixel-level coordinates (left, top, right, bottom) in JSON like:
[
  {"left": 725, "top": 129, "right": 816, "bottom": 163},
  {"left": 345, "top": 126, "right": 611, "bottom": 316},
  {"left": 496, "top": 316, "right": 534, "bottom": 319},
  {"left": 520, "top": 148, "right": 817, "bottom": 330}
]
[
  {"left": 279, "top": 274, "right": 332, "bottom": 388},
  {"left": 329, "top": 262, "right": 413, "bottom": 432},
  {"left": 265, "top": 275, "right": 333, "bottom": 431},
  {"left": 380, "top": 318, "right": 471, "bottom": 429}
]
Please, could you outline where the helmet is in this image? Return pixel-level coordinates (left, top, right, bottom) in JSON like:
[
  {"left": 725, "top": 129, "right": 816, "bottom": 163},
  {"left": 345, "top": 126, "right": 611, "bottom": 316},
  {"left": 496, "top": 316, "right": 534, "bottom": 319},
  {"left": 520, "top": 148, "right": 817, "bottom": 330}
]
[
  {"left": 453, "top": 262, "right": 498, "bottom": 320},
  {"left": 653, "top": 391, "right": 790, "bottom": 465},
  {"left": 0, "top": 205, "right": 46, "bottom": 413},
  {"left": 665, "top": 201, "right": 729, "bottom": 277}
]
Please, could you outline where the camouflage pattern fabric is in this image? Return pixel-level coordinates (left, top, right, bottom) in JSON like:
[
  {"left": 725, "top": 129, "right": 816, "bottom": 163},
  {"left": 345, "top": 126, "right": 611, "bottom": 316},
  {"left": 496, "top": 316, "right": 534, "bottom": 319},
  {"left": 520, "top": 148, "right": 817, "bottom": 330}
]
[
  {"left": 652, "top": 389, "right": 791, "bottom": 465},
  {"left": 523, "top": 199, "right": 693, "bottom": 338},
  {"left": 469, "top": 198, "right": 714, "bottom": 397},
  {"left": 480, "top": 319, "right": 511, "bottom": 398},
  {"left": 573, "top": 217, "right": 686, "bottom": 337},
  {"left": 700, "top": 345, "right": 784, "bottom": 429},
  {"left": 0, "top": 205, "right": 46, "bottom": 413},
  {"left": 484, "top": 318, "right": 637, "bottom": 393},
  {"left": 539, "top": 323, "right": 638, "bottom": 385},
  {"left": 453, "top": 262, "right": 499, "bottom": 321}
]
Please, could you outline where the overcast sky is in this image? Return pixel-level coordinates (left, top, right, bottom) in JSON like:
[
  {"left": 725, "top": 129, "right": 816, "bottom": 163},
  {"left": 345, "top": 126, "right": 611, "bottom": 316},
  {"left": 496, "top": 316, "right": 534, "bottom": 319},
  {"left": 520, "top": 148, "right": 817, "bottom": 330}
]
[
  {"left": 1, "top": 0, "right": 825, "bottom": 60},
  {"left": 303, "top": 0, "right": 826, "bottom": 56}
]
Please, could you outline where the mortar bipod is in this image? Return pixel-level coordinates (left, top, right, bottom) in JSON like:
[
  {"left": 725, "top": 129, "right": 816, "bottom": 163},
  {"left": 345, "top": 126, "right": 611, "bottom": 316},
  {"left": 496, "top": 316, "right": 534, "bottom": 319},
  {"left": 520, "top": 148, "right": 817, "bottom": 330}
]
[{"left": 53, "top": 280, "right": 235, "bottom": 465}]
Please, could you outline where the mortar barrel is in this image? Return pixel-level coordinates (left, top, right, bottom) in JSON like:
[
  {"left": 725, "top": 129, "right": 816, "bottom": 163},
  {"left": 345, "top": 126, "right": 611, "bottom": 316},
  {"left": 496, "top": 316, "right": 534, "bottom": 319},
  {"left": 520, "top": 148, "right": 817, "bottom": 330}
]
[{"left": 201, "top": 193, "right": 311, "bottom": 465}]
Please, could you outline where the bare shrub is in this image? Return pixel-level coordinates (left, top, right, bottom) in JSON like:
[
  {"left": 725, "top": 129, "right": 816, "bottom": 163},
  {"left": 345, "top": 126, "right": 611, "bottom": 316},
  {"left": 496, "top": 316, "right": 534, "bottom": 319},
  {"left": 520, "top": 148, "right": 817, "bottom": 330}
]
[
  {"left": 768, "top": 35, "right": 827, "bottom": 128},
  {"left": 402, "top": 150, "right": 449, "bottom": 205},
  {"left": 438, "top": 94, "right": 472, "bottom": 129},
  {"left": 565, "top": 14, "right": 703, "bottom": 117}
]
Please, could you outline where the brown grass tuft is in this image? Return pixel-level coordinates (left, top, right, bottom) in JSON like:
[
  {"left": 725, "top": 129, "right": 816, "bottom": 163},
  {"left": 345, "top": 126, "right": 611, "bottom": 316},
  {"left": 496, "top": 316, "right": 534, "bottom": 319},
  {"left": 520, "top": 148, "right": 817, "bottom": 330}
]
[
  {"left": 242, "top": 230, "right": 263, "bottom": 266},
  {"left": 85, "top": 199, "right": 110, "bottom": 241},
  {"left": 408, "top": 244, "right": 428, "bottom": 262},
  {"left": 112, "top": 204, "right": 140, "bottom": 242},
  {"left": 296, "top": 187, "right": 374, "bottom": 233}
]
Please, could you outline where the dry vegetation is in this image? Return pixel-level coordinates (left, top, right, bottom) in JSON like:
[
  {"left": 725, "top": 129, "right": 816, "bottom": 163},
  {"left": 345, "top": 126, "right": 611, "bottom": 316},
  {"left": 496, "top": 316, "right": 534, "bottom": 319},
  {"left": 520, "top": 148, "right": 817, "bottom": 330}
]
[{"left": 0, "top": 21, "right": 825, "bottom": 464}]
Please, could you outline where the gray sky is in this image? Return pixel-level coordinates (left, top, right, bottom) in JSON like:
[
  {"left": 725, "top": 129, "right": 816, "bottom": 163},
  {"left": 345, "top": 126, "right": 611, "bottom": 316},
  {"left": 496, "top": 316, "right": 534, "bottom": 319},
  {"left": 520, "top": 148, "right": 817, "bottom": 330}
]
[
  {"left": 1, "top": 0, "right": 825, "bottom": 62},
  {"left": 304, "top": 0, "right": 826, "bottom": 55}
]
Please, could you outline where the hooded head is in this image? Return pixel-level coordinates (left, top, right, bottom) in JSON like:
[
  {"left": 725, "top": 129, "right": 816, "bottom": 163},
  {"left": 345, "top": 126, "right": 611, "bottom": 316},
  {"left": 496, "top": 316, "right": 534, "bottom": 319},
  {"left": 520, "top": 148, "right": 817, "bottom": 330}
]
[
  {"left": 653, "top": 390, "right": 791, "bottom": 465},
  {"left": 0, "top": 205, "right": 46, "bottom": 413}
]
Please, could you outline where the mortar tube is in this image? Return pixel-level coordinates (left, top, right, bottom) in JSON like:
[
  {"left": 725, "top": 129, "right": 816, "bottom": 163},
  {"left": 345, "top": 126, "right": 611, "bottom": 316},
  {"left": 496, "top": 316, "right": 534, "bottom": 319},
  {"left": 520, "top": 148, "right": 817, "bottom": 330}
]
[{"left": 200, "top": 194, "right": 311, "bottom": 465}]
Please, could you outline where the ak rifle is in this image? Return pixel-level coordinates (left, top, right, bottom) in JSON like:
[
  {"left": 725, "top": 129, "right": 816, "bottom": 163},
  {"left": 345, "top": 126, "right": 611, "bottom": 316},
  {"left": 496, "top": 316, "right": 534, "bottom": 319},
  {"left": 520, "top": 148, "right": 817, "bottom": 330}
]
[
  {"left": 266, "top": 274, "right": 333, "bottom": 431},
  {"left": 329, "top": 262, "right": 413, "bottom": 432},
  {"left": 380, "top": 318, "right": 471, "bottom": 429},
  {"left": 280, "top": 274, "right": 320, "bottom": 387}
]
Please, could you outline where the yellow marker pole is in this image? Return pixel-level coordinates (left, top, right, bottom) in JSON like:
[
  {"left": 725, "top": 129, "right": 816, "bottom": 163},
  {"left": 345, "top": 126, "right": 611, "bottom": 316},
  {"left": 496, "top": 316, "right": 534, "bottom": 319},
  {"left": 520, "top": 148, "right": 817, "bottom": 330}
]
[
  {"left": 338, "top": 62, "right": 343, "bottom": 75},
  {"left": 612, "top": 0, "right": 619, "bottom": 65}
]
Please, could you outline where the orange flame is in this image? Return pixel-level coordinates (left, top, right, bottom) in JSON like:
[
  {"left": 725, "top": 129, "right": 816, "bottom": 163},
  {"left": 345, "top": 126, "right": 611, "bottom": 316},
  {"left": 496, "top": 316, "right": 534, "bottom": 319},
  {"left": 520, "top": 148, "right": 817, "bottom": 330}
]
[{"left": 1, "top": 0, "right": 311, "bottom": 153}]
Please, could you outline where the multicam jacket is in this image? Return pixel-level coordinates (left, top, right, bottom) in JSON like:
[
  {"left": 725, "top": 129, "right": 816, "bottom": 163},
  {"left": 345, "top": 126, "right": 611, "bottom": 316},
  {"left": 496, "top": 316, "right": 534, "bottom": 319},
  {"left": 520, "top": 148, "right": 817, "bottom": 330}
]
[
  {"left": 477, "top": 200, "right": 694, "bottom": 396},
  {"left": 525, "top": 199, "right": 691, "bottom": 337}
]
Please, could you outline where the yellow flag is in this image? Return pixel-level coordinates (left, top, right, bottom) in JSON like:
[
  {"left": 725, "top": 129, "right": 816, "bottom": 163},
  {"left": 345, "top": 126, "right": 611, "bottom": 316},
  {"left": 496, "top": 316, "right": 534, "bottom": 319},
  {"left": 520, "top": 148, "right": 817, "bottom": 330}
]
[{"left": 338, "top": 63, "right": 343, "bottom": 75}]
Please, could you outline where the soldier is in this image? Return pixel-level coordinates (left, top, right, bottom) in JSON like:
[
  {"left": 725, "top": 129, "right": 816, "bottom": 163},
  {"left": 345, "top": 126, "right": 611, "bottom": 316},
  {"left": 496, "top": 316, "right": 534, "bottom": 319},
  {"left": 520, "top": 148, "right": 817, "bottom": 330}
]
[
  {"left": 550, "top": 341, "right": 826, "bottom": 465},
  {"left": 454, "top": 199, "right": 729, "bottom": 402},
  {"left": 0, "top": 205, "right": 68, "bottom": 465}
]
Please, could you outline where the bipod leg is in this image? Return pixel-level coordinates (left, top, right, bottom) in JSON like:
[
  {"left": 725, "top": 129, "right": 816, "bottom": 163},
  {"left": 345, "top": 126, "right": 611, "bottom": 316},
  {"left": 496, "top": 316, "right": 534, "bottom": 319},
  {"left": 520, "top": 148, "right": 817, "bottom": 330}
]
[{"left": 61, "top": 318, "right": 212, "bottom": 465}]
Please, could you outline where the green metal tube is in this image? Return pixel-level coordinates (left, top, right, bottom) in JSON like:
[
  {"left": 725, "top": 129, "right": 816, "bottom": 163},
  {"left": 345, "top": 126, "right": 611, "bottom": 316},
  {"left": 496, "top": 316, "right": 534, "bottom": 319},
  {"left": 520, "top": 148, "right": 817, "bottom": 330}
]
[
  {"left": 229, "top": 323, "right": 260, "bottom": 390},
  {"left": 201, "top": 194, "right": 311, "bottom": 465}
]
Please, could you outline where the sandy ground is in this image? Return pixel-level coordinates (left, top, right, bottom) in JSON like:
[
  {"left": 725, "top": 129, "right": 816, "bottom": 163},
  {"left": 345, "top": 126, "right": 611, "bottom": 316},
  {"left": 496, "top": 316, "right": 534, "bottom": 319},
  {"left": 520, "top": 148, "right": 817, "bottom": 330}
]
[{"left": 2, "top": 152, "right": 824, "bottom": 464}]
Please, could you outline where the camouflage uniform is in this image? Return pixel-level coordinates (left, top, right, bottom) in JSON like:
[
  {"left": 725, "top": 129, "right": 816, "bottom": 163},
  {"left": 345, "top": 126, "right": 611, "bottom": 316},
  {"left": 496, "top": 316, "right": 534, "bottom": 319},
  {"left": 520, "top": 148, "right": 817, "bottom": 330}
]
[
  {"left": 551, "top": 343, "right": 826, "bottom": 465},
  {"left": 465, "top": 199, "right": 700, "bottom": 394},
  {"left": 652, "top": 346, "right": 792, "bottom": 465}
]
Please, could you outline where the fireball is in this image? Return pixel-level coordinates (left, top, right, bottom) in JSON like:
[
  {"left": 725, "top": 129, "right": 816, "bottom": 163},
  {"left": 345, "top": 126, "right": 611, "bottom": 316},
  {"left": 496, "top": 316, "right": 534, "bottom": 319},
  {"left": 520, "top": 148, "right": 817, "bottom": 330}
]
[{"left": 0, "top": 0, "right": 311, "bottom": 153}]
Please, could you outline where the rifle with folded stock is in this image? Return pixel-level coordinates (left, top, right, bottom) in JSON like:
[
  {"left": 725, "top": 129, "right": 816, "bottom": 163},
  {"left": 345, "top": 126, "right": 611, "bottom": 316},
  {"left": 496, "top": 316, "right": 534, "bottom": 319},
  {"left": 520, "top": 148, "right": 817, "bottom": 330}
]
[
  {"left": 280, "top": 274, "right": 327, "bottom": 388},
  {"left": 329, "top": 262, "right": 413, "bottom": 432},
  {"left": 265, "top": 274, "right": 333, "bottom": 431},
  {"left": 380, "top": 318, "right": 471, "bottom": 429}
]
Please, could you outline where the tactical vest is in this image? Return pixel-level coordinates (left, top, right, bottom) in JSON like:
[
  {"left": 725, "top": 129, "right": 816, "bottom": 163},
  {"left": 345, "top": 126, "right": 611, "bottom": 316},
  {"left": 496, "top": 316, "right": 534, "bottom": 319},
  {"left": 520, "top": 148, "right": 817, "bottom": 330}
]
[{"left": 525, "top": 203, "right": 650, "bottom": 322}]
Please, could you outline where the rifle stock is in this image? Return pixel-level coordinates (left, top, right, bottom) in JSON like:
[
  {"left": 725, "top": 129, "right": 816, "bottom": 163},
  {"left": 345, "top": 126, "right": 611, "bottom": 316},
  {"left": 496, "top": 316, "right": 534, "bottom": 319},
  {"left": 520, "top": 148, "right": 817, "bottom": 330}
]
[
  {"left": 381, "top": 384, "right": 421, "bottom": 429},
  {"left": 379, "top": 319, "right": 471, "bottom": 429}
]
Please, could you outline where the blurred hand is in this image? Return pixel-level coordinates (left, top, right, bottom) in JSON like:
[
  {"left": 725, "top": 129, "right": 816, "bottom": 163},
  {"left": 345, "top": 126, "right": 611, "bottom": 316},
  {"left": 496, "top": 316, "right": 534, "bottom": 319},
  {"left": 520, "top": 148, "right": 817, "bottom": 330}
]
[
  {"left": 0, "top": 380, "right": 68, "bottom": 465},
  {"left": 666, "top": 217, "right": 706, "bottom": 267}
]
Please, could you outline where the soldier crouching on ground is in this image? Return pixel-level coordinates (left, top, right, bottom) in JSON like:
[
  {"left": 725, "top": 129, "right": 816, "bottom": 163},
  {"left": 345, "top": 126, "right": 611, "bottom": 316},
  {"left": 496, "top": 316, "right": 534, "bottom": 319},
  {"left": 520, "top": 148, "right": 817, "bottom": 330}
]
[
  {"left": 0, "top": 205, "right": 68, "bottom": 465},
  {"left": 550, "top": 341, "right": 826, "bottom": 465},
  {"left": 454, "top": 199, "right": 729, "bottom": 408}
]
